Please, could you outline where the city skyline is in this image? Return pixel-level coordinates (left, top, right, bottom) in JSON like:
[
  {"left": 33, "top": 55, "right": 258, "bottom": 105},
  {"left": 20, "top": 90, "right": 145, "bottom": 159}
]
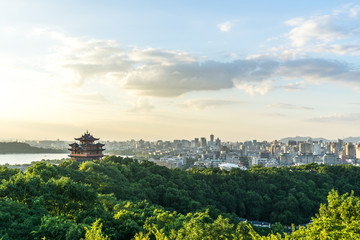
[
  {"left": 4, "top": 134, "right": 360, "bottom": 144},
  {"left": 2, "top": 1, "right": 360, "bottom": 141}
]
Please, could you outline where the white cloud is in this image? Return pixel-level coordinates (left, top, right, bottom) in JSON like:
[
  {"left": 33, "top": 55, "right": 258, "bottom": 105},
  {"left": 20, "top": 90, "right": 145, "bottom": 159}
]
[
  {"left": 265, "top": 113, "right": 287, "bottom": 117},
  {"left": 236, "top": 80, "right": 274, "bottom": 96},
  {"left": 254, "top": 5, "right": 360, "bottom": 61},
  {"left": 313, "top": 44, "right": 360, "bottom": 55},
  {"left": 39, "top": 30, "right": 360, "bottom": 98},
  {"left": 349, "top": 5, "right": 360, "bottom": 17},
  {"left": 1, "top": 26, "right": 16, "bottom": 35},
  {"left": 217, "top": 21, "right": 234, "bottom": 32},
  {"left": 280, "top": 81, "right": 305, "bottom": 91},
  {"left": 309, "top": 113, "right": 360, "bottom": 122},
  {"left": 127, "top": 98, "right": 155, "bottom": 112},
  {"left": 279, "top": 58, "right": 360, "bottom": 89},
  {"left": 124, "top": 58, "right": 283, "bottom": 97},
  {"left": 281, "top": 4, "right": 360, "bottom": 57},
  {"left": 267, "top": 103, "right": 313, "bottom": 110},
  {"left": 49, "top": 38, "right": 131, "bottom": 87},
  {"left": 128, "top": 48, "right": 197, "bottom": 65},
  {"left": 62, "top": 91, "right": 109, "bottom": 104},
  {"left": 286, "top": 15, "right": 351, "bottom": 47},
  {"left": 334, "top": 3, "right": 360, "bottom": 18},
  {"left": 285, "top": 18, "right": 305, "bottom": 27},
  {"left": 47, "top": 35, "right": 280, "bottom": 97},
  {"left": 124, "top": 61, "right": 235, "bottom": 97},
  {"left": 181, "top": 99, "right": 243, "bottom": 110}
]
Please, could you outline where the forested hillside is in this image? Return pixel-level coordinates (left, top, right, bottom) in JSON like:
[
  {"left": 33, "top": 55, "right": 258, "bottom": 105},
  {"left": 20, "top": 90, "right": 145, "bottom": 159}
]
[
  {"left": 0, "top": 142, "right": 66, "bottom": 154},
  {"left": 0, "top": 156, "right": 360, "bottom": 239}
]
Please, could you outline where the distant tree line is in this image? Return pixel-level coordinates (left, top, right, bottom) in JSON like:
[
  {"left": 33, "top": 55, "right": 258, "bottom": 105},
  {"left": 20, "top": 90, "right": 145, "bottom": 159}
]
[{"left": 0, "top": 142, "right": 67, "bottom": 154}]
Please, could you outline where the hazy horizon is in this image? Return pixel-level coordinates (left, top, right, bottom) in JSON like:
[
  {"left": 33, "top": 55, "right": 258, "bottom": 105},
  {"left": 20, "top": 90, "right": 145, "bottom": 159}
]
[
  {"left": 2, "top": 1, "right": 360, "bottom": 141},
  {"left": 2, "top": 134, "right": 359, "bottom": 143}
]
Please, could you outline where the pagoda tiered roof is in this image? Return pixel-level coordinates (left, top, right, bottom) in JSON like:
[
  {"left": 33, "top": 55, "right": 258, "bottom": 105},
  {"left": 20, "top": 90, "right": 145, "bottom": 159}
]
[
  {"left": 69, "top": 131, "right": 105, "bottom": 162},
  {"left": 81, "top": 142, "right": 105, "bottom": 147},
  {"left": 75, "top": 131, "right": 99, "bottom": 141}
]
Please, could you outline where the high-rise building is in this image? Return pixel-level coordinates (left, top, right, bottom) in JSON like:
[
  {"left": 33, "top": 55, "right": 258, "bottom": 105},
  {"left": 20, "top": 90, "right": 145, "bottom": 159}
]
[
  {"left": 136, "top": 139, "right": 145, "bottom": 149},
  {"left": 356, "top": 144, "right": 360, "bottom": 160},
  {"left": 323, "top": 153, "right": 341, "bottom": 165},
  {"left": 299, "top": 143, "right": 312, "bottom": 154},
  {"left": 280, "top": 153, "right": 292, "bottom": 166},
  {"left": 194, "top": 138, "right": 200, "bottom": 147},
  {"left": 330, "top": 142, "right": 339, "bottom": 155},
  {"left": 345, "top": 143, "right": 356, "bottom": 159},
  {"left": 260, "top": 151, "right": 271, "bottom": 159},
  {"left": 338, "top": 139, "right": 344, "bottom": 148},
  {"left": 210, "top": 134, "right": 214, "bottom": 146},
  {"left": 215, "top": 138, "right": 221, "bottom": 147},
  {"left": 312, "top": 143, "right": 322, "bottom": 155},
  {"left": 270, "top": 144, "right": 276, "bottom": 156},
  {"left": 200, "top": 137, "right": 207, "bottom": 147},
  {"left": 239, "top": 145, "right": 246, "bottom": 157}
]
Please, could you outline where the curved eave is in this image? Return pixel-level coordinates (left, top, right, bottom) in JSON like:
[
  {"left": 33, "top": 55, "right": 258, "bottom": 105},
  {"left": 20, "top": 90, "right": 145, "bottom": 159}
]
[
  {"left": 69, "top": 154, "right": 105, "bottom": 157},
  {"left": 75, "top": 137, "right": 100, "bottom": 141}
]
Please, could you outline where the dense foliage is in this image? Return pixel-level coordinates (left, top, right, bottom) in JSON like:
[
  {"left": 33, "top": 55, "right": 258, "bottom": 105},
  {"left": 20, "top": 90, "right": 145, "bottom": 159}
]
[
  {"left": 0, "top": 156, "right": 360, "bottom": 239},
  {"left": 251, "top": 190, "right": 360, "bottom": 239}
]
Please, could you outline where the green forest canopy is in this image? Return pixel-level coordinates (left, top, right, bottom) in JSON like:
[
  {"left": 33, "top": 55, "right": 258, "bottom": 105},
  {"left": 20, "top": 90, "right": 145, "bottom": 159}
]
[{"left": 0, "top": 156, "right": 360, "bottom": 239}]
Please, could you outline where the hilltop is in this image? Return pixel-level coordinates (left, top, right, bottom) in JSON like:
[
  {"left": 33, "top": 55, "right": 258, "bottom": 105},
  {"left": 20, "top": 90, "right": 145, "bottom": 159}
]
[
  {"left": 280, "top": 136, "right": 360, "bottom": 143},
  {"left": 0, "top": 142, "right": 67, "bottom": 154}
]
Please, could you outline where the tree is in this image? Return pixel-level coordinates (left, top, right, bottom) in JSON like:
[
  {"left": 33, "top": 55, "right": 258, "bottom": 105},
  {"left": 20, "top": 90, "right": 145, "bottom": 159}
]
[
  {"left": 83, "top": 219, "right": 109, "bottom": 240},
  {"left": 291, "top": 190, "right": 360, "bottom": 239},
  {"left": 31, "top": 215, "right": 84, "bottom": 240}
]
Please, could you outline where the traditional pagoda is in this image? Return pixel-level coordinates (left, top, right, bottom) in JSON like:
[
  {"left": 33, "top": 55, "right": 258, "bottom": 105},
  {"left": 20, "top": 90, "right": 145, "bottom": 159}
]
[{"left": 69, "top": 131, "right": 105, "bottom": 162}]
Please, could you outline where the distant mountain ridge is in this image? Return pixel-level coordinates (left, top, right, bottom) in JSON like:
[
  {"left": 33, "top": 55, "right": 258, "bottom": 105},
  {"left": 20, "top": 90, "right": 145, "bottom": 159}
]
[
  {"left": 0, "top": 142, "right": 67, "bottom": 154},
  {"left": 279, "top": 136, "right": 331, "bottom": 143},
  {"left": 343, "top": 137, "right": 360, "bottom": 143},
  {"left": 280, "top": 136, "right": 360, "bottom": 143}
]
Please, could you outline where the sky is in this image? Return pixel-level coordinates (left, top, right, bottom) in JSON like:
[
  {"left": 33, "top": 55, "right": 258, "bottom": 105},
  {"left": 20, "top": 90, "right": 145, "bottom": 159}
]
[{"left": 1, "top": 0, "right": 360, "bottom": 141}]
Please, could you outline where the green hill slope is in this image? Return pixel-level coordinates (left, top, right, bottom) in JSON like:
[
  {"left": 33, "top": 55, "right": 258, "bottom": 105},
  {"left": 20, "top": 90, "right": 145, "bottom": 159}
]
[
  {"left": 0, "top": 156, "right": 359, "bottom": 239},
  {"left": 0, "top": 142, "right": 66, "bottom": 154}
]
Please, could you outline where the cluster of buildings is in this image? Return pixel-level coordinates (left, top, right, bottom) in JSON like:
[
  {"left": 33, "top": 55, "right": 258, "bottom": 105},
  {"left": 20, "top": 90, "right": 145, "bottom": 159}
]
[
  {"left": 101, "top": 136, "right": 360, "bottom": 169},
  {"left": 252, "top": 138, "right": 360, "bottom": 167},
  {"left": 20, "top": 133, "right": 360, "bottom": 170},
  {"left": 24, "top": 139, "right": 69, "bottom": 150}
]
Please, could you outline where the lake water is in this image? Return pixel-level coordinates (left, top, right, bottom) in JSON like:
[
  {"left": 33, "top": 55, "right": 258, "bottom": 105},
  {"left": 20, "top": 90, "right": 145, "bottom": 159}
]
[
  {"left": 0, "top": 153, "right": 69, "bottom": 165},
  {"left": 0, "top": 153, "right": 135, "bottom": 166}
]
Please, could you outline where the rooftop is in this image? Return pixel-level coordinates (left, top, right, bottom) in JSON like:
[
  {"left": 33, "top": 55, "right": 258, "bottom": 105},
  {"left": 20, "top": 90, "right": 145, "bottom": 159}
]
[{"left": 75, "top": 131, "right": 100, "bottom": 141}]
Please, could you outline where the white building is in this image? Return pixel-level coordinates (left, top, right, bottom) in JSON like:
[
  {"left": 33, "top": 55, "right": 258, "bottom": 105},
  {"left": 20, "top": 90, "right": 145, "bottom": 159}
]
[{"left": 219, "top": 163, "right": 240, "bottom": 171}]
